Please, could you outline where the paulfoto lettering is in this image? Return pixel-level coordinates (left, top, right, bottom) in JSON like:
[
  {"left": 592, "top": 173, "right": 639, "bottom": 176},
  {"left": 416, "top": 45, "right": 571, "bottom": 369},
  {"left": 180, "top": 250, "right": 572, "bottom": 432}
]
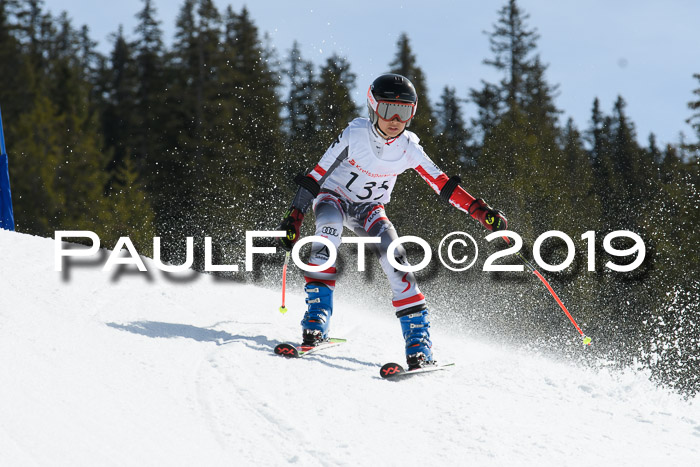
[{"left": 54, "top": 230, "right": 645, "bottom": 274}]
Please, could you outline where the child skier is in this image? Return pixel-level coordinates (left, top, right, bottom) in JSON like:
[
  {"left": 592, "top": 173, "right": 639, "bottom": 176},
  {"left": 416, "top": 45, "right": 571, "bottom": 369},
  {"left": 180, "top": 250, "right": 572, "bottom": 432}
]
[{"left": 278, "top": 73, "right": 507, "bottom": 369}]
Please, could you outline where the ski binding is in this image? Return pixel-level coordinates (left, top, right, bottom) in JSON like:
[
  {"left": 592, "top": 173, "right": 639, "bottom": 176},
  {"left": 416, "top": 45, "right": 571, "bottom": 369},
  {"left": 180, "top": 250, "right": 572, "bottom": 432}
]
[
  {"left": 274, "top": 337, "right": 346, "bottom": 358},
  {"left": 379, "top": 361, "right": 454, "bottom": 379}
]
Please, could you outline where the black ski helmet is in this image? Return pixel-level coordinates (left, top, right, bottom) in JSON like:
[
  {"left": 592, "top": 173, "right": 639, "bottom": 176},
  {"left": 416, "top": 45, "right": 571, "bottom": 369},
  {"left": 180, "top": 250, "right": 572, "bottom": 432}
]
[{"left": 367, "top": 73, "right": 418, "bottom": 127}]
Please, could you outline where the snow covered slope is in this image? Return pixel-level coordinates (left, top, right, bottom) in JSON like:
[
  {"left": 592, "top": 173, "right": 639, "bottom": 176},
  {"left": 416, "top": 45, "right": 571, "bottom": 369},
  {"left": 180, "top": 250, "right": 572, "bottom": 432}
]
[{"left": 0, "top": 229, "right": 698, "bottom": 466}]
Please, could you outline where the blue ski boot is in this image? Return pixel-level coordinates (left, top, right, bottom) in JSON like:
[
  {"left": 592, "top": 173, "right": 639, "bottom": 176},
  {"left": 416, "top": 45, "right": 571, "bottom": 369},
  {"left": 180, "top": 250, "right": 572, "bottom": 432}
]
[
  {"left": 301, "top": 282, "right": 333, "bottom": 346},
  {"left": 397, "top": 306, "right": 434, "bottom": 369}
]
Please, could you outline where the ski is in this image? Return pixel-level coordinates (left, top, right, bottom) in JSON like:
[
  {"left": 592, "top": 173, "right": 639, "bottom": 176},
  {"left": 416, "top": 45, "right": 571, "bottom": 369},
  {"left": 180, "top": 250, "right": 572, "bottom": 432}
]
[
  {"left": 274, "top": 337, "right": 347, "bottom": 358},
  {"left": 379, "top": 361, "right": 455, "bottom": 379}
]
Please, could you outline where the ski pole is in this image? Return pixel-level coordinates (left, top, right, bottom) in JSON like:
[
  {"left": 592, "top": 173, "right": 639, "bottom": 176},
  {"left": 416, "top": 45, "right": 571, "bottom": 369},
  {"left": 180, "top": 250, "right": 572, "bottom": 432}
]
[
  {"left": 279, "top": 251, "right": 290, "bottom": 314},
  {"left": 501, "top": 235, "right": 591, "bottom": 346}
]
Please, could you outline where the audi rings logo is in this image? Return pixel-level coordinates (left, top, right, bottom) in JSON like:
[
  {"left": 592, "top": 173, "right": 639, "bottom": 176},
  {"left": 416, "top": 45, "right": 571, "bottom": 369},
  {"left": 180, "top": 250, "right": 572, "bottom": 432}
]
[{"left": 321, "top": 226, "right": 339, "bottom": 236}]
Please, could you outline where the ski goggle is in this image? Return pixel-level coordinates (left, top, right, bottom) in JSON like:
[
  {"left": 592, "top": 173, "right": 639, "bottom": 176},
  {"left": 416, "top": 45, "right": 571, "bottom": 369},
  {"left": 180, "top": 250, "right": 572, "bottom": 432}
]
[{"left": 367, "top": 87, "right": 417, "bottom": 123}]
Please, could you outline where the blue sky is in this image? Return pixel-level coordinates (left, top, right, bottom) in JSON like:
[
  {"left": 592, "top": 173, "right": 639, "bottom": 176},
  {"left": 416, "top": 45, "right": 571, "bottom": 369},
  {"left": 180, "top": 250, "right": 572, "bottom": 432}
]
[{"left": 43, "top": 0, "right": 700, "bottom": 147}]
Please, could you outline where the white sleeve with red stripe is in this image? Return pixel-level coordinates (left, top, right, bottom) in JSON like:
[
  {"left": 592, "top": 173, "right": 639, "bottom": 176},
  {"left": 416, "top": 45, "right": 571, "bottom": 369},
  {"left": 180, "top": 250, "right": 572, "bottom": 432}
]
[
  {"left": 411, "top": 151, "right": 476, "bottom": 215},
  {"left": 307, "top": 128, "right": 349, "bottom": 183}
]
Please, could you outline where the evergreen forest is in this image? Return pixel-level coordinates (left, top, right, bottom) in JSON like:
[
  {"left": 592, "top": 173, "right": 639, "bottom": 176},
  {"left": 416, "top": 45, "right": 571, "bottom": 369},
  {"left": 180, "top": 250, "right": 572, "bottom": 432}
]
[{"left": 1, "top": 0, "right": 698, "bottom": 395}]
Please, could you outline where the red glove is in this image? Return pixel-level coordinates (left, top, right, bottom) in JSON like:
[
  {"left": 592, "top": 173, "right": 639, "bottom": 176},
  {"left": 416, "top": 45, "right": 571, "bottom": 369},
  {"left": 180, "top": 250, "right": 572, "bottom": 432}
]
[
  {"left": 277, "top": 208, "right": 304, "bottom": 251},
  {"left": 468, "top": 198, "right": 507, "bottom": 231}
]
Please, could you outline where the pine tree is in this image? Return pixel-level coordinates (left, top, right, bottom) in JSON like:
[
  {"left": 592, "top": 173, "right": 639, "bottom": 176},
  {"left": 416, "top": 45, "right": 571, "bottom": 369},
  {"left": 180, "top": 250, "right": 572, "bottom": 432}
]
[
  {"left": 462, "top": 0, "right": 610, "bottom": 344},
  {"left": 100, "top": 26, "right": 139, "bottom": 194},
  {"left": 156, "top": 0, "right": 225, "bottom": 266},
  {"left": 385, "top": 33, "right": 442, "bottom": 240},
  {"left": 11, "top": 69, "right": 112, "bottom": 238},
  {"left": 285, "top": 42, "right": 308, "bottom": 136},
  {"left": 285, "top": 41, "right": 322, "bottom": 174},
  {"left": 470, "top": 0, "right": 561, "bottom": 149},
  {"left": 561, "top": 118, "right": 599, "bottom": 230},
  {"left": 14, "top": 0, "right": 50, "bottom": 96},
  {"left": 640, "top": 136, "right": 700, "bottom": 394},
  {"left": 9, "top": 93, "right": 63, "bottom": 234},
  {"left": 316, "top": 54, "right": 359, "bottom": 144},
  {"left": 77, "top": 25, "right": 100, "bottom": 97},
  {"left": 223, "top": 6, "right": 283, "bottom": 172},
  {"left": 471, "top": 0, "right": 565, "bottom": 235},
  {"left": 95, "top": 23, "right": 157, "bottom": 254},
  {"left": 169, "top": 0, "right": 206, "bottom": 142},
  {"left": 522, "top": 56, "right": 560, "bottom": 129},
  {"left": 132, "top": 0, "right": 167, "bottom": 178},
  {"left": 46, "top": 18, "right": 113, "bottom": 235},
  {"left": 434, "top": 86, "right": 471, "bottom": 172},
  {"left": 483, "top": 0, "right": 539, "bottom": 111},
  {"left": 220, "top": 5, "right": 285, "bottom": 232},
  {"left": 468, "top": 80, "right": 501, "bottom": 146},
  {"left": 588, "top": 97, "right": 614, "bottom": 219},
  {"left": 608, "top": 96, "right": 654, "bottom": 228},
  {"left": 0, "top": 0, "right": 34, "bottom": 140},
  {"left": 686, "top": 73, "right": 700, "bottom": 152},
  {"left": 647, "top": 134, "right": 663, "bottom": 168},
  {"left": 658, "top": 143, "right": 682, "bottom": 184},
  {"left": 389, "top": 33, "right": 436, "bottom": 155},
  {"left": 103, "top": 155, "right": 156, "bottom": 255},
  {"left": 1, "top": 2, "right": 156, "bottom": 248}
]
